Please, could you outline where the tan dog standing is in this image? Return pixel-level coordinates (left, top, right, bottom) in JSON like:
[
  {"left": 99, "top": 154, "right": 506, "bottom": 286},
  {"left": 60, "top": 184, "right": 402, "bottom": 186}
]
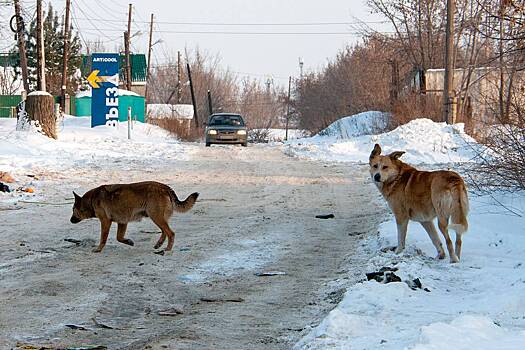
[
  {"left": 369, "top": 144, "right": 469, "bottom": 263},
  {"left": 70, "top": 181, "right": 199, "bottom": 253}
]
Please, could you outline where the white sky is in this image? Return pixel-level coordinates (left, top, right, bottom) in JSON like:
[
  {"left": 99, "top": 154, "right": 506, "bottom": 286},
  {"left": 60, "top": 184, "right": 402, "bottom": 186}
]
[{"left": 10, "top": 0, "right": 390, "bottom": 87}]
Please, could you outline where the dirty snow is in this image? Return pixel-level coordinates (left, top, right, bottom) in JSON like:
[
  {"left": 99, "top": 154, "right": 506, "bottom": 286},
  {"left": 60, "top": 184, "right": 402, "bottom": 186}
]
[
  {"left": 0, "top": 115, "right": 194, "bottom": 176},
  {"left": 286, "top": 115, "right": 481, "bottom": 164}
]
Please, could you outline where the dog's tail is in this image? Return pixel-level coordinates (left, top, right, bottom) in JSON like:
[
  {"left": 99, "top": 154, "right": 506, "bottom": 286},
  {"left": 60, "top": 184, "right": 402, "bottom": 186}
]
[
  {"left": 449, "top": 183, "right": 469, "bottom": 235},
  {"left": 170, "top": 190, "right": 199, "bottom": 213}
]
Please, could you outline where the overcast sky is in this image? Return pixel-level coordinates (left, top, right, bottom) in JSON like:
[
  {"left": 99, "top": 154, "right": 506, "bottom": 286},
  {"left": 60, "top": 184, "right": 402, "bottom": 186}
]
[{"left": 35, "top": 0, "right": 389, "bottom": 86}]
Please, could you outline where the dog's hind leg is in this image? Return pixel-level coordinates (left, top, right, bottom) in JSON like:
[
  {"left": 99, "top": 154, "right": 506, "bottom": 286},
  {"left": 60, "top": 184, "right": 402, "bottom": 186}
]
[
  {"left": 395, "top": 219, "right": 408, "bottom": 254},
  {"left": 154, "top": 232, "right": 166, "bottom": 250},
  {"left": 116, "top": 223, "right": 134, "bottom": 246},
  {"left": 150, "top": 215, "right": 176, "bottom": 252},
  {"left": 93, "top": 218, "right": 112, "bottom": 253},
  {"left": 455, "top": 234, "right": 462, "bottom": 260},
  {"left": 420, "top": 221, "right": 445, "bottom": 259},
  {"left": 438, "top": 216, "right": 459, "bottom": 263}
]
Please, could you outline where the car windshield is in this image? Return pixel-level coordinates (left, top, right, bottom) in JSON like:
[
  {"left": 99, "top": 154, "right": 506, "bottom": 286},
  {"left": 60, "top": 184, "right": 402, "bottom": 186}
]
[{"left": 209, "top": 115, "right": 244, "bottom": 126}]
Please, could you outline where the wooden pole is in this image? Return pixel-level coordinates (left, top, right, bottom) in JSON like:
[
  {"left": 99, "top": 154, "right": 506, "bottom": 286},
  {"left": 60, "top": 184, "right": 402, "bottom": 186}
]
[
  {"left": 187, "top": 63, "right": 199, "bottom": 128},
  {"left": 285, "top": 76, "right": 291, "bottom": 141},
  {"left": 443, "top": 0, "right": 455, "bottom": 124},
  {"left": 36, "top": 0, "right": 46, "bottom": 91},
  {"left": 14, "top": 0, "right": 29, "bottom": 93},
  {"left": 125, "top": 4, "right": 132, "bottom": 91},
  {"left": 177, "top": 50, "right": 182, "bottom": 104},
  {"left": 60, "top": 0, "right": 71, "bottom": 111},
  {"left": 145, "top": 13, "right": 154, "bottom": 104},
  {"left": 207, "top": 89, "right": 213, "bottom": 115}
]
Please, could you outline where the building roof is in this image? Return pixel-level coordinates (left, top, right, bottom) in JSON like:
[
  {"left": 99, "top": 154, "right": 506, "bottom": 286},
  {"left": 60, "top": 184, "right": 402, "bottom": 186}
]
[{"left": 80, "top": 54, "right": 147, "bottom": 83}]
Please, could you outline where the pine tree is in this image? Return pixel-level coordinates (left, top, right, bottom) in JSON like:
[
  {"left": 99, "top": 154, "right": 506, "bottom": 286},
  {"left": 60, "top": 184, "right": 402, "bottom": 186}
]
[{"left": 16, "top": 3, "right": 82, "bottom": 94}]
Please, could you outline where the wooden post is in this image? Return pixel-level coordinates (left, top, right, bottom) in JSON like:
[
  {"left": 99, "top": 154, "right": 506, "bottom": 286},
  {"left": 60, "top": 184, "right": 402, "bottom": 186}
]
[
  {"left": 60, "top": 0, "right": 71, "bottom": 111},
  {"left": 389, "top": 59, "right": 399, "bottom": 107},
  {"left": 443, "top": 0, "right": 455, "bottom": 124},
  {"left": 14, "top": 0, "right": 29, "bottom": 93},
  {"left": 26, "top": 92, "right": 56, "bottom": 139},
  {"left": 207, "top": 89, "right": 213, "bottom": 115},
  {"left": 285, "top": 76, "right": 291, "bottom": 141},
  {"left": 177, "top": 50, "right": 182, "bottom": 104},
  {"left": 145, "top": 13, "right": 154, "bottom": 104},
  {"left": 187, "top": 63, "right": 199, "bottom": 128},
  {"left": 36, "top": 0, "right": 46, "bottom": 91},
  {"left": 125, "top": 4, "right": 132, "bottom": 91}
]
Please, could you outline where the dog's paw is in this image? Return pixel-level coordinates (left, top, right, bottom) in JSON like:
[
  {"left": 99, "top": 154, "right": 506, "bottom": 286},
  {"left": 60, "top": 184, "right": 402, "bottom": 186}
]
[
  {"left": 92, "top": 247, "right": 103, "bottom": 253},
  {"left": 450, "top": 255, "right": 460, "bottom": 263},
  {"left": 437, "top": 251, "right": 446, "bottom": 260},
  {"left": 394, "top": 246, "right": 405, "bottom": 254},
  {"left": 153, "top": 242, "right": 163, "bottom": 249},
  {"left": 380, "top": 246, "right": 397, "bottom": 253},
  {"left": 122, "top": 239, "right": 134, "bottom": 246}
]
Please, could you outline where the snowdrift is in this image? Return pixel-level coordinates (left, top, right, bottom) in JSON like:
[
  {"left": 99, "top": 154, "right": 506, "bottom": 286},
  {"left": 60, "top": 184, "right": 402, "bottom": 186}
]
[
  {"left": 286, "top": 115, "right": 481, "bottom": 164},
  {"left": 295, "top": 193, "right": 525, "bottom": 350},
  {"left": 0, "top": 116, "right": 192, "bottom": 173}
]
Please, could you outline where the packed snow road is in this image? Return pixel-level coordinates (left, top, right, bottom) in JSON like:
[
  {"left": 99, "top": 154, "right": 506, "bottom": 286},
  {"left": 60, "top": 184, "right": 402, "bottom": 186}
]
[{"left": 0, "top": 144, "right": 385, "bottom": 349}]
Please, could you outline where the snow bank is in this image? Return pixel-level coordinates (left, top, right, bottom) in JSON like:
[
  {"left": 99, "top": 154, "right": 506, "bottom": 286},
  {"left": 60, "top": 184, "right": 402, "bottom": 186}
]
[
  {"left": 0, "top": 115, "right": 193, "bottom": 174},
  {"left": 147, "top": 104, "right": 194, "bottom": 120},
  {"left": 316, "top": 111, "right": 389, "bottom": 139},
  {"left": 75, "top": 89, "right": 141, "bottom": 98},
  {"left": 296, "top": 193, "right": 525, "bottom": 350},
  {"left": 286, "top": 116, "right": 481, "bottom": 164}
]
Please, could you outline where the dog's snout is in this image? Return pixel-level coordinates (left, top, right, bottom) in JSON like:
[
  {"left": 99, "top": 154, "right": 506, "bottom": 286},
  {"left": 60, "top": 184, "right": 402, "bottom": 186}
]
[
  {"left": 70, "top": 215, "right": 81, "bottom": 224},
  {"left": 374, "top": 173, "right": 381, "bottom": 182}
]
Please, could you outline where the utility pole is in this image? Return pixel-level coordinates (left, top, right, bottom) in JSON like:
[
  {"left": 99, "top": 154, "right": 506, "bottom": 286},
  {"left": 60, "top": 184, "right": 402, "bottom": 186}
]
[
  {"left": 13, "top": 0, "right": 29, "bottom": 93},
  {"left": 60, "top": 0, "right": 71, "bottom": 111},
  {"left": 177, "top": 51, "right": 182, "bottom": 104},
  {"left": 207, "top": 89, "right": 213, "bottom": 115},
  {"left": 187, "top": 63, "right": 199, "bottom": 128},
  {"left": 389, "top": 59, "right": 400, "bottom": 107},
  {"left": 36, "top": 0, "right": 46, "bottom": 91},
  {"left": 443, "top": 0, "right": 455, "bottom": 124},
  {"left": 145, "top": 13, "right": 154, "bottom": 104},
  {"left": 285, "top": 76, "right": 292, "bottom": 142},
  {"left": 298, "top": 57, "right": 304, "bottom": 80},
  {"left": 125, "top": 3, "right": 132, "bottom": 91}
]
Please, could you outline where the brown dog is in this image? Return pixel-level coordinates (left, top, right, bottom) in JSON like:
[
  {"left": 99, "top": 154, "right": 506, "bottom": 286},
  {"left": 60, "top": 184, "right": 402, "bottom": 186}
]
[
  {"left": 369, "top": 144, "right": 469, "bottom": 263},
  {"left": 70, "top": 181, "right": 199, "bottom": 253}
]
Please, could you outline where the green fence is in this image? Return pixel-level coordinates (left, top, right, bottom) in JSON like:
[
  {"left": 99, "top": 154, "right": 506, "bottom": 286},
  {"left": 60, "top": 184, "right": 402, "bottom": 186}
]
[
  {"left": 0, "top": 95, "right": 22, "bottom": 118},
  {"left": 0, "top": 95, "right": 76, "bottom": 117}
]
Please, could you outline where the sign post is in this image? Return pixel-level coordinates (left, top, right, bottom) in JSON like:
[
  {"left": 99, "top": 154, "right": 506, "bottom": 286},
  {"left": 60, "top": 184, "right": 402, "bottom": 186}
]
[{"left": 88, "top": 53, "right": 119, "bottom": 127}]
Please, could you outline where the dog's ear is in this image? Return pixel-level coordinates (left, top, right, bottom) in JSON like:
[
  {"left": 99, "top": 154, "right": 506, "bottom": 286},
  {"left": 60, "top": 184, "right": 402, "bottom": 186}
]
[
  {"left": 388, "top": 151, "right": 405, "bottom": 160},
  {"left": 370, "top": 144, "right": 381, "bottom": 160},
  {"left": 73, "top": 191, "right": 81, "bottom": 204}
]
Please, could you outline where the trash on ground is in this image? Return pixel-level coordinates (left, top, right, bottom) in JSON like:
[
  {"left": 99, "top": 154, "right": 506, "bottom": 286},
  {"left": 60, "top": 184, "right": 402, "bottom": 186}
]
[
  {"left": 255, "top": 271, "right": 287, "bottom": 277},
  {"left": 65, "top": 324, "right": 89, "bottom": 330},
  {"left": 158, "top": 306, "right": 184, "bottom": 316},
  {"left": 366, "top": 267, "right": 430, "bottom": 292},
  {"left": 315, "top": 214, "right": 335, "bottom": 219},
  {"left": 0, "top": 182, "right": 10, "bottom": 192},
  {"left": 92, "top": 317, "right": 115, "bottom": 329},
  {"left": 0, "top": 171, "right": 15, "bottom": 183},
  {"left": 200, "top": 297, "right": 244, "bottom": 303}
]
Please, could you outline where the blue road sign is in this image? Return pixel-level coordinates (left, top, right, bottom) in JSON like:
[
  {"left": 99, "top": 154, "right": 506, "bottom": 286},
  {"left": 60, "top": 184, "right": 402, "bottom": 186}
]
[{"left": 89, "top": 53, "right": 120, "bottom": 127}]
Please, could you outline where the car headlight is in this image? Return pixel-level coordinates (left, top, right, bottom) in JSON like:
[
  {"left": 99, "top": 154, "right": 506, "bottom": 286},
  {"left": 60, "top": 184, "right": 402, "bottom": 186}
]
[
  {"left": 208, "top": 129, "right": 217, "bottom": 135},
  {"left": 237, "top": 130, "right": 247, "bottom": 135}
]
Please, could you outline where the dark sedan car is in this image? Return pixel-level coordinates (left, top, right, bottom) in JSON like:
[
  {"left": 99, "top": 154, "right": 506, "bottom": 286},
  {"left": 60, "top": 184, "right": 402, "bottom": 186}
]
[{"left": 205, "top": 113, "right": 248, "bottom": 147}]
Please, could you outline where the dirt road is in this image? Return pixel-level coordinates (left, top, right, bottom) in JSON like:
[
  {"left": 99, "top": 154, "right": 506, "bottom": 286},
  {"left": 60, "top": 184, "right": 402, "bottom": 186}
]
[{"left": 0, "top": 144, "right": 385, "bottom": 349}]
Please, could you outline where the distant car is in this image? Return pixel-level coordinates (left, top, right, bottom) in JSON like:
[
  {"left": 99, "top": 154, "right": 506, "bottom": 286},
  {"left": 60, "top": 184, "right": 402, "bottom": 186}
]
[{"left": 205, "top": 113, "right": 248, "bottom": 147}]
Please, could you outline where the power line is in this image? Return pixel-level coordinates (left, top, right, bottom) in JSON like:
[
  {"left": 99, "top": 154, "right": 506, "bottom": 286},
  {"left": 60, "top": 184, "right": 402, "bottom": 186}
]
[
  {"left": 77, "top": 28, "right": 371, "bottom": 36},
  {"left": 70, "top": 17, "right": 389, "bottom": 26}
]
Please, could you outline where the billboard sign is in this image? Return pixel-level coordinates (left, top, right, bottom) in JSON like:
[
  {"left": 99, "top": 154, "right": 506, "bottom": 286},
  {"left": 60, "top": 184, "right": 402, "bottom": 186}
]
[{"left": 88, "top": 53, "right": 120, "bottom": 127}]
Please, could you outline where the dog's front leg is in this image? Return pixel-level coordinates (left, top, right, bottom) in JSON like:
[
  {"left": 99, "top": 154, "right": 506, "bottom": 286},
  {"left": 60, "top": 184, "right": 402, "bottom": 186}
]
[
  {"left": 395, "top": 219, "right": 408, "bottom": 254},
  {"left": 93, "top": 218, "right": 112, "bottom": 253}
]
